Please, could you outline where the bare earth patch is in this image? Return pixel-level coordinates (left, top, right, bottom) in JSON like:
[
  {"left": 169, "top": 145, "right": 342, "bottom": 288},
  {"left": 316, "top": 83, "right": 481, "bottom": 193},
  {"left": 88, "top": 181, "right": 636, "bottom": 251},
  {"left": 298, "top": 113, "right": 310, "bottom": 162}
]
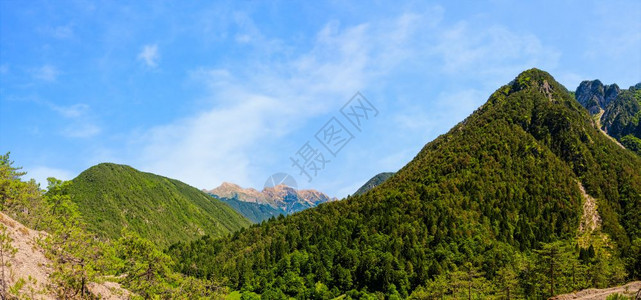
[
  {"left": 594, "top": 110, "right": 625, "bottom": 149},
  {"left": 552, "top": 281, "right": 641, "bottom": 300},
  {"left": 0, "top": 212, "right": 130, "bottom": 299}
]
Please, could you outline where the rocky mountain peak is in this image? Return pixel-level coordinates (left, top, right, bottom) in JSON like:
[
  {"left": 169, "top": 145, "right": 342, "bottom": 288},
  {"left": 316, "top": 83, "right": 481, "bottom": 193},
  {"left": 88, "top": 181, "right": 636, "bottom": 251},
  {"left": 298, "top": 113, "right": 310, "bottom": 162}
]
[
  {"left": 576, "top": 80, "right": 620, "bottom": 114},
  {"left": 207, "top": 182, "right": 336, "bottom": 214}
]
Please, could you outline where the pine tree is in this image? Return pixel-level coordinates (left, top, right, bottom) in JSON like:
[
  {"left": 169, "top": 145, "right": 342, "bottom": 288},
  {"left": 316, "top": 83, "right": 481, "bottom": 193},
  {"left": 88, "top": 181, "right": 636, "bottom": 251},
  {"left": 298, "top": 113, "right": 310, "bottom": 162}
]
[
  {"left": 40, "top": 178, "right": 101, "bottom": 299},
  {"left": 496, "top": 265, "right": 518, "bottom": 299},
  {"left": 114, "top": 230, "right": 178, "bottom": 297}
]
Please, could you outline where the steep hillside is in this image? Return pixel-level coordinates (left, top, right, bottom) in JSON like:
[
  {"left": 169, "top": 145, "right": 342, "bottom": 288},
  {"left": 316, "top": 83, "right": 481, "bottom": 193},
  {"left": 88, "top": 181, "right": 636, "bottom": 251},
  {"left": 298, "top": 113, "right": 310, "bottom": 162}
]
[
  {"left": 168, "top": 69, "right": 641, "bottom": 298},
  {"left": 0, "top": 212, "right": 130, "bottom": 299},
  {"left": 576, "top": 80, "right": 641, "bottom": 155},
  {"left": 63, "top": 163, "right": 250, "bottom": 247},
  {"left": 353, "top": 172, "right": 395, "bottom": 196}
]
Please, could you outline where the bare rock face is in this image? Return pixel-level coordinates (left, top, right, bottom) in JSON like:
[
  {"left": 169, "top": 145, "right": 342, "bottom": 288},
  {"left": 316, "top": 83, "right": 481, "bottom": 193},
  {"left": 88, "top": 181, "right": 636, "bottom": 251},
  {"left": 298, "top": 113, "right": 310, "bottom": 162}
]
[
  {"left": 576, "top": 80, "right": 620, "bottom": 115},
  {"left": 207, "top": 183, "right": 336, "bottom": 214},
  {"left": 207, "top": 182, "right": 266, "bottom": 204}
]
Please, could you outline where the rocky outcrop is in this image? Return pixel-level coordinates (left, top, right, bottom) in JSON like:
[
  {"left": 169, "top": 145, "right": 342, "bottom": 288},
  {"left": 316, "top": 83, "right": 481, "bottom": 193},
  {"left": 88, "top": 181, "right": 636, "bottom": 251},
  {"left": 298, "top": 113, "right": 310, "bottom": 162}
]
[
  {"left": 575, "top": 80, "right": 641, "bottom": 156},
  {"left": 575, "top": 80, "right": 620, "bottom": 114},
  {"left": 207, "top": 182, "right": 336, "bottom": 214}
]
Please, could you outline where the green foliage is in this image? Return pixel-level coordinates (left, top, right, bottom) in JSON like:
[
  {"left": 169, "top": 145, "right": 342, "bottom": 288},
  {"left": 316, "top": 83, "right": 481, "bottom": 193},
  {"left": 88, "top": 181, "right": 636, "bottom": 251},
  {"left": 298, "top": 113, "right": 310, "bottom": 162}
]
[
  {"left": 168, "top": 69, "right": 641, "bottom": 297},
  {"left": 1, "top": 155, "right": 229, "bottom": 298},
  {"left": 620, "top": 134, "right": 641, "bottom": 155},
  {"left": 40, "top": 178, "right": 103, "bottom": 299},
  {"left": 63, "top": 163, "right": 250, "bottom": 247},
  {"left": 576, "top": 81, "right": 641, "bottom": 156},
  {"left": 112, "top": 230, "right": 180, "bottom": 298},
  {"left": 606, "top": 293, "right": 634, "bottom": 300},
  {"left": 0, "top": 152, "right": 44, "bottom": 229},
  {"left": 600, "top": 85, "right": 641, "bottom": 142},
  {"left": 9, "top": 276, "right": 44, "bottom": 299}
]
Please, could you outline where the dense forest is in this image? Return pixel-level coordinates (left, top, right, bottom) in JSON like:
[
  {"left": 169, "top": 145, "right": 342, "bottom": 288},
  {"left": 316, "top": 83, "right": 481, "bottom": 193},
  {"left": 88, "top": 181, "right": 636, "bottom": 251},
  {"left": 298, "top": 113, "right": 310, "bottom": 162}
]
[
  {"left": 166, "top": 69, "right": 641, "bottom": 299},
  {"left": 1, "top": 69, "right": 640, "bottom": 299}
]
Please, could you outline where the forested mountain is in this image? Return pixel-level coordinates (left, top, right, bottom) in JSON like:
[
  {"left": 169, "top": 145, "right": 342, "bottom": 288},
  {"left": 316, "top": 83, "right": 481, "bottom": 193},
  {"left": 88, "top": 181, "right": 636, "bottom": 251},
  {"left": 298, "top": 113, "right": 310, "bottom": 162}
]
[
  {"left": 354, "top": 172, "right": 395, "bottom": 196},
  {"left": 575, "top": 80, "right": 641, "bottom": 155},
  {"left": 61, "top": 163, "right": 250, "bottom": 247},
  {"left": 167, "top": 69, "right": 641, "bottom": 298},
  {"left": 207, "top": 182, "right": 336, "bottom": 219},
  {"left": 0, "top": 154, "right": 231, "bottom": 298}
]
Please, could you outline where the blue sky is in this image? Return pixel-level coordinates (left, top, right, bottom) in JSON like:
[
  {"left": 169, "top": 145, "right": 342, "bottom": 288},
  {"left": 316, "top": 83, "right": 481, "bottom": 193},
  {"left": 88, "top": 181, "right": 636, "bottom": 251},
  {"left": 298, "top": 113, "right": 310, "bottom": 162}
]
[{"left": 1, "top": 0, "right": 640, "bottom": 198}]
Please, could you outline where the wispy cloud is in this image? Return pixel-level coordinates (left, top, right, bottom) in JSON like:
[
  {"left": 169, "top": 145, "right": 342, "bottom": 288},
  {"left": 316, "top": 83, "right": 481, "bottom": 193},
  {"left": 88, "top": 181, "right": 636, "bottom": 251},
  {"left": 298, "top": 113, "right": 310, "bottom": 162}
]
[
  {"left": 434, "top": 23, "right": 560, "bottom": 81},
  {"left": 129, "top": 5, "right": 560, "bottom": 195},
  {"left": 49, "top": 103, "right": 101, "bottom": 138},
  {"left": 61, "top": 123, "right": 101, "bottom": 138},
  {"left": 32, "top": 65, "right": 59, "bottom": 82},
  {"left": 50, "top": 103, "right": 90, "bottom": 118},
  {"left": 138, "top": 44, "right": 160, "bottom": 67},
  {"left": 39, "top": 25, "right": 74, "bottom": 39}
]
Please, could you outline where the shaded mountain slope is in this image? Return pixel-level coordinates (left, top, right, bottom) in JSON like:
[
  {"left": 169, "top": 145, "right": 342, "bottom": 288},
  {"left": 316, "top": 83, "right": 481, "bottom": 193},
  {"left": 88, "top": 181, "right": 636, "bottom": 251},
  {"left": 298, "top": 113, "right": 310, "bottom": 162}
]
[
  {"left": 63, "top": 163, "right": 250, "bottom": 247},
  {"left": 215, "top": 196, "right": 283, "bottom": 223},
  {"left": 354, "top": 172, "right": 395, "bottom": 196},
  {"left": 168, "top": 69, "right": 641, "bottom": 298}
]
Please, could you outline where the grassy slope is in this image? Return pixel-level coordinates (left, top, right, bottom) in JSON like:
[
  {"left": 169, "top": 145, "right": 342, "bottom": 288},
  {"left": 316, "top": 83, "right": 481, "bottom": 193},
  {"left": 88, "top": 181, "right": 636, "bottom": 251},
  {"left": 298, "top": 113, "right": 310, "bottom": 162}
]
[{"left": 65, "top": 163, "right": 250, "bottom": 247}]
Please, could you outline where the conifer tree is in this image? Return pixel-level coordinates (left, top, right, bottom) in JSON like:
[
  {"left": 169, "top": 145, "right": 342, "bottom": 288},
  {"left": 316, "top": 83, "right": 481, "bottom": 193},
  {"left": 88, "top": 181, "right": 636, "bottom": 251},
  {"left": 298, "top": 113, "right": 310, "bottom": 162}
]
[{"left": 40, "top": 178, "right": 101, "bottom": 299}]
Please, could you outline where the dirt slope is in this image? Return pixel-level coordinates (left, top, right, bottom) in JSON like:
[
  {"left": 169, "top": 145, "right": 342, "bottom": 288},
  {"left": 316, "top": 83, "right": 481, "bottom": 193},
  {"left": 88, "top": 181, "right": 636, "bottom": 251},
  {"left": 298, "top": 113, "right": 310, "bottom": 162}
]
[
  {"left": 0, "top": 212, "right": 129, "bottom": 299},
  {"left": 552, "top": 281, "right": 641, "bottom": 300}
]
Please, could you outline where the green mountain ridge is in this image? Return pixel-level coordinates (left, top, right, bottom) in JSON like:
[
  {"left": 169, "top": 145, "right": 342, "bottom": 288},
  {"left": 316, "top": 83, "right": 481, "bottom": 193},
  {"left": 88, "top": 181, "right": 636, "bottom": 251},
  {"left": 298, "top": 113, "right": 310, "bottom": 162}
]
[
  {"left": 63, "top": 163, "right": 251, "bottom": 247},
  {"left": 168, "top": 69, "right": 641, "bottom": 298},
  {"left": 354, "top": 172, "right": 395, "bottom": 196}
]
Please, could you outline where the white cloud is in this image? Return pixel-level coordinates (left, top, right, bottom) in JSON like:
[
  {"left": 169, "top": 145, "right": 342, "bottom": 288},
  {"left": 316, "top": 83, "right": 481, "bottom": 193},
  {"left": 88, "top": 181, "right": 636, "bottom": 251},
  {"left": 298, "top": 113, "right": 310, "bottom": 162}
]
[
  {"left": 50, "top": 103, "right": 90, "bottom": 118},
  {"left": 434, "top": 23, "right": 560, "bottom": 81},
  {"left": 32, "top": 65, "right": 59, "bottom": 82},
  {"left": 48, "top": 103, "right": 101, "bottom": 138},
  {"left": 51, "top": 25, "right": 73, "bottom": 39},
  {"left": 61, "top": 123, "right": 101, "bottom": 138},
  {"left": 25, "top": 166, "right": 75, "bottom": 188},
  {"left": 138, "top": 44, "right": 160, "bottom": 67},
  {"left": 128, "top": 6, "right": 561, "bottom": 196},
  {"left": 39, "top": 25, "right": 74, "bottom": 39}
]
